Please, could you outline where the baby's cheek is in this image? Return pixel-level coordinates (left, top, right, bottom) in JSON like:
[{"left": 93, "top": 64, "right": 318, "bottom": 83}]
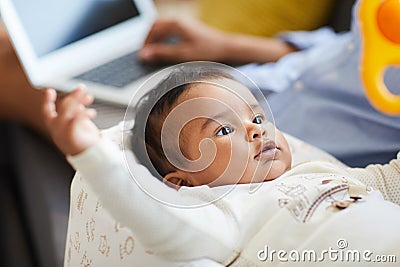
[
  {"left": 221, "top": 139, "right": 251, "bottom": 174},
  {"left": 216, "top": 142, "right": 232, "bottom": 165},
  {"left": 202, "top": 140, "right": 233, "bottom": 177}
]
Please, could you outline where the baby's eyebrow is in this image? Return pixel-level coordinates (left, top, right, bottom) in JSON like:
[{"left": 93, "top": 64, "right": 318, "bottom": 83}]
[
  {"left": 249, "top": 103, "right": 262, "bottom": 112},
  {"left": 200, "top": 110, "right": 231, "bottom": 132}
]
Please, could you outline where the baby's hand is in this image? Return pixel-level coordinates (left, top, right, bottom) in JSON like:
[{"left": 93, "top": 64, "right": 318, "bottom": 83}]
[{"left": 42, "top": 85, "right": 101, "bottom": 156}]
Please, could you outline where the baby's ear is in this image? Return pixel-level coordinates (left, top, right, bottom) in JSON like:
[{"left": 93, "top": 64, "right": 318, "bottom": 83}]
[{"left": 163, "top": 171, "right": 188, "bottom": 190}]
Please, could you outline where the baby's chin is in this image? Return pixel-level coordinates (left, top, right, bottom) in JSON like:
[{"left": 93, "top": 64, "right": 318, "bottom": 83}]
[{"left": 262, "top": 162, "right": 289, "bottom": 182}]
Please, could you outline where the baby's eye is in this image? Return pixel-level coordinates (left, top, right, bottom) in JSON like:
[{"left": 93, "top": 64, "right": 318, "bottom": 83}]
[
  {"left": 216, "top": 126, "right": 233, "bottom": 136},
  {"left": 252, "top": 115, "right": 263, "bottom": 124}
]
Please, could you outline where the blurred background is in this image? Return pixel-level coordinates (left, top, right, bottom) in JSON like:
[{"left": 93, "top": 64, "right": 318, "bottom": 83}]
[{"left": 155, "top": 0, "right": 353, "bottom": 34}]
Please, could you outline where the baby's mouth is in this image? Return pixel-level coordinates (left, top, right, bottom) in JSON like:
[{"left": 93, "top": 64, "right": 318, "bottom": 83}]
[{"left": 255, "top": 140, "right": 278, "bottom": 161}]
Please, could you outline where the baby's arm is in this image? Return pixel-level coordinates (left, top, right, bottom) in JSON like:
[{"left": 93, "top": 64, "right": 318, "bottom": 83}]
[
  {"left": 42, "top": 86, "right": 100, "bottom": 156},
  {"left": 346, "top": 153, "right": 400, "bottom": 205},
  {"left": 42, "top": 88, "right": 238, "bottom": 264}
]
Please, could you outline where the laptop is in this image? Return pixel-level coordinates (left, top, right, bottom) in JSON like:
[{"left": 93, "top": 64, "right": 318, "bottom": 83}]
[{"left": 0, "top": 0, "right": 159, "bottom": 106}]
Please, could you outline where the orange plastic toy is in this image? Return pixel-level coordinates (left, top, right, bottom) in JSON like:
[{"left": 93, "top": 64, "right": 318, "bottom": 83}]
[{"left": 359, "top": 0, "right": 400, "bottom": 115}]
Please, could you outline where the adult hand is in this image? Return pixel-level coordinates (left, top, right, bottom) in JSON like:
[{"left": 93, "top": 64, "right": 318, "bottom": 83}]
[
  {"left": 42, "top": 85, "right": 101, "bottom": 156},
  {"left": 139, "top": 18, "right": 230, "bottom": 64},
  {"left": 139, "top": 18, "right": 297, "bottom": 65}
]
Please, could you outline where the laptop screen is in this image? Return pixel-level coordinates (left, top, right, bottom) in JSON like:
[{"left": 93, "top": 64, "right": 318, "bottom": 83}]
[{"left": 12, "top": 0, "right": 139, "bottom": 58}]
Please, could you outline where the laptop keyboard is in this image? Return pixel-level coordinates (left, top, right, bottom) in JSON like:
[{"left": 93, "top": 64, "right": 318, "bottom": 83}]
[{"left": 74, "top": 51, "right": 162, "bottom": 88}]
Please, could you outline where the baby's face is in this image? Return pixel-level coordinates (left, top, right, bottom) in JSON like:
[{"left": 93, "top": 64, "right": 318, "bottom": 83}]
[{"left": 161, "top": 78, "right": 291, "bottom": 187}]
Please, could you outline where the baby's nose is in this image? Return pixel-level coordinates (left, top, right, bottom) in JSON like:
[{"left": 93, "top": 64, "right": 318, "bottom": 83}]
[{"left": 247, "top": 123, "right": 266, "bottom": 141}]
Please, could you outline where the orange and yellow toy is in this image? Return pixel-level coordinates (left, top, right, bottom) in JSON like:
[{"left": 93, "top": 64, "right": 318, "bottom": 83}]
[{"left": 359, "top": 0, "right": 400, "bottom": 115}]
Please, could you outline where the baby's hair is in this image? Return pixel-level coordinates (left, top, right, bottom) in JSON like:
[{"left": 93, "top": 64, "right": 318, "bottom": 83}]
[{"left": 131, "top": 65, "right": 234, "bottom": 180}]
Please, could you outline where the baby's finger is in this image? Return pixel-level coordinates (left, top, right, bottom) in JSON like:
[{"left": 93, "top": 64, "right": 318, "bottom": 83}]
[
  {"left": 86, "top": 108, "right": 97, "bottom": 119},
  {"left": 82, "top": 92, "right": 94, "bottom": 106},
  {"left": 67, "top": 84, "right": 93, "bottom": 106},
  {"left": 52, "top": 85, "right": 94, "bottom": 129},
  {"left": 66, "top": 106, "right": 97, "bottom": 122},
  {"left": 42, "top": 88, "right": 58, "bottom": 123},
  {"left": 57, "top": 95, "right": 86, "bottom": 121}
]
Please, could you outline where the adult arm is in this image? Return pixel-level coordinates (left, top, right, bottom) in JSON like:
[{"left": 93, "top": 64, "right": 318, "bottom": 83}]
[{"left": 0, "top": 25, "right": 49, "bottom": 138}]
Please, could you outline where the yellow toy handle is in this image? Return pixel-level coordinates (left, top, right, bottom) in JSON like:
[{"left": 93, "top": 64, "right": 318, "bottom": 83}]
[{"left": 359, "top": 0, "right": 400, "bottom": 115}]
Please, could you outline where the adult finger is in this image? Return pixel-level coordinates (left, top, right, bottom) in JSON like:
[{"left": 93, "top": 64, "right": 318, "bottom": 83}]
[
  {"left": 140, "top": 43, "right": 187, "bottom": 63},
  {"left": 143, "top": 19, "right": 187, "bottom": 45}
]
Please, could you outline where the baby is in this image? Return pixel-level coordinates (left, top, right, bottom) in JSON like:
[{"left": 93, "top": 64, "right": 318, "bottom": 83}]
[{"left": 43, "top": 66, "right": 400, "bottom": 266}]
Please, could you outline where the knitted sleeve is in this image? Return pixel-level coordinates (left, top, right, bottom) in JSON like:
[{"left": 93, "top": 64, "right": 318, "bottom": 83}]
[{"left": 346, "top": 152, "right": 400, "bottom": 205}]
